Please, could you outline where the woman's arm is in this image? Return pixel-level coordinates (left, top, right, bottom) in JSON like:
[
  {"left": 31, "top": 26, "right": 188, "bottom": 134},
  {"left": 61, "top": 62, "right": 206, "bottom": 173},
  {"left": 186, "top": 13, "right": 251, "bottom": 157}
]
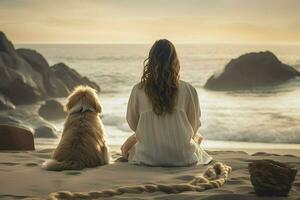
[
  {"left": 126, "top": 85, "right": 139, "bottom": 132},
  {"left": 121, "top": 134, "right": 137, "bottom": 159},
  {"left": 186, "top": 85, "right": 201, "bottom": 137},
  {"left": 122, "top": 85, "right": 139, "bottom": 159}
]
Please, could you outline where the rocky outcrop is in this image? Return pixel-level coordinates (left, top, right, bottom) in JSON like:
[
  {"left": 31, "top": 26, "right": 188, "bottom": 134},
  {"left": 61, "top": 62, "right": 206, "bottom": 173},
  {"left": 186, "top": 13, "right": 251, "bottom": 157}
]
[
  {"left": 17, "top": 49, "right": 69, "bottom": 97},
  {"left": 0, "top": 32, "right": 14, "bottom": 54},
  {"left": 0, "top": 42, "right": 45, "bottom": 104},
  {"left": 0, "top": 31, "right": 100, "bottom": 106},
  {"left": 51, "top": 63, "right": 100, "bottom": 92},
  {"left": 0, "top": 93, "right": 15, "bottom": 110},
  {"left": 6, "top": 109, "right": 57, "bottom": 134},
  {"left": 248, "top": 159, "right": 297, "bottom": 196},
  {"left": 0, "top": 104, "right": 59, "bottom": 138},
  {"left": 34, "top": 126, "right": 58, "bottom": 138},
  {"left": 0, "top": 116, "right": 34, "bottom": 150},
  {"left": 38, "top": 100, "right": 66, "bottom": 120},
  {"left": 204, "top": 51, "right": 300, "bottom": 91}
]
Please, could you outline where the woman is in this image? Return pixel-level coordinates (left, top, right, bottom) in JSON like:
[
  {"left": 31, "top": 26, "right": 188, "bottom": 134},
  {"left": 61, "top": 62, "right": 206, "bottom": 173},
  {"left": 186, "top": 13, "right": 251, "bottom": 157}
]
[{"left": 121, "top": 39, "right": 212, "bottom": 166}]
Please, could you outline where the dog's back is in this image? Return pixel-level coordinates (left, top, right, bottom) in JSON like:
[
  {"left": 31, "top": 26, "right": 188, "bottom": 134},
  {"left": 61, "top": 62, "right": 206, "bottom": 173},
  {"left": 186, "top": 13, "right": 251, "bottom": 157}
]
[{"left": 43, "top": 86, "right": 110, "bottom": 171}]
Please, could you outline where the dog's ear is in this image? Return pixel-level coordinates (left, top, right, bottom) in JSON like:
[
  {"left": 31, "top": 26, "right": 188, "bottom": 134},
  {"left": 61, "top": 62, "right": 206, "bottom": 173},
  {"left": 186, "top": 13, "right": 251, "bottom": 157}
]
[
  {"left": 94, "top": 98, "right": 102, "bottom": 114},
  {"left": 64, "top": 86, "right": 83, "bottom": 112},
  {"left": 87, "top": 87, "right": 102, "bottom": 113},
  {"left": 82, "top": 86, "right": 102, "bottom": 114}
]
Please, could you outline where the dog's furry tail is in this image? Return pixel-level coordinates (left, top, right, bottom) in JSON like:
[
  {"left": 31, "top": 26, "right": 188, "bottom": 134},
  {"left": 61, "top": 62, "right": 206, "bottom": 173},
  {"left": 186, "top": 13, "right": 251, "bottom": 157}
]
[{"left": 42, "top": 159, "right": 81, "bottom": 171}]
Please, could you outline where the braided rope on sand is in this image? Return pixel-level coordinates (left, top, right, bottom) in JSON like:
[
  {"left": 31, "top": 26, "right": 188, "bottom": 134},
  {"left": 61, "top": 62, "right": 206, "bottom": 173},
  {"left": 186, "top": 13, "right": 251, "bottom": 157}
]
[{"left": 49, "top": 162, "right": 231, "bottom": 199}]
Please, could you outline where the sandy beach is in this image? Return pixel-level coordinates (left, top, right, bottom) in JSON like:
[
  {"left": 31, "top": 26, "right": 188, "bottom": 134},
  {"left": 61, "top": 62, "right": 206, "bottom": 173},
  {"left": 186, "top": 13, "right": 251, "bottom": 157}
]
[{"left": 0, "top": 146, "right": 299, "bottom": 200}]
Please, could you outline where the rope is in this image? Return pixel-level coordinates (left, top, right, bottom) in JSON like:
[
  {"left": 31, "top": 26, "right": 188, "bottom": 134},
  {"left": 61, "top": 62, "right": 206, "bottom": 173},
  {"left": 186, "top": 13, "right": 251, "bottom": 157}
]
[{"left": 49, "top": 162, "right": 231, "bottom": 199}]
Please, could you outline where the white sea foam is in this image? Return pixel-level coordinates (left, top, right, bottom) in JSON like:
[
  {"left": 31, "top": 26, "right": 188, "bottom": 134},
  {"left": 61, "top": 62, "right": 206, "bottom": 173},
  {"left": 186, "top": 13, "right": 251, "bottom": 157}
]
[{"left": 102, "top": 113, "right": 131, "bottom": 132}]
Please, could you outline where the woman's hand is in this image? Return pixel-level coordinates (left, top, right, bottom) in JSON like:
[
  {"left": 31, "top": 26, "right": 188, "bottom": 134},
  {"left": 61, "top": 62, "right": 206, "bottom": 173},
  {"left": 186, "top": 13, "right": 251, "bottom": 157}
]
[
  {"left": 193, "top": 134, "right": 203, "bottom": 144},
  {"left": 121, "top": 134, "right": 137, "bottom": 159}
]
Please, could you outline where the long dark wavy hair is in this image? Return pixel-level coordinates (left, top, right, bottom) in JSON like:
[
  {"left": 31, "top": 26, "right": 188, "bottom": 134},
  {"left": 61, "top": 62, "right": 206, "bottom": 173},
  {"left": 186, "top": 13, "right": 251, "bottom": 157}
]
[{"left": 140, "top": 39, "right": 180, "bottom": 115}]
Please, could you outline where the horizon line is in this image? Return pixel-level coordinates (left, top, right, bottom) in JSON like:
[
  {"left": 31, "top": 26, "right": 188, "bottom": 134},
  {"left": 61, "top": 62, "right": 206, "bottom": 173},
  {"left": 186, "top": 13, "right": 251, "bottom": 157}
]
[{"left": 15, "top": 42, "right": 300, "bottom": 46}]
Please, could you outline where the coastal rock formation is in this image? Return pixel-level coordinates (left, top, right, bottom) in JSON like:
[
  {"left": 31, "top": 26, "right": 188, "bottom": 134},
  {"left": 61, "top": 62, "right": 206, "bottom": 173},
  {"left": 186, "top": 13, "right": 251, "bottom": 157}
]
[
  {"left": 248, "top": 159, "right": 297, "bottom": 196},
  {"left": 51, "top": 62, "right": 100, "bottom": 92},
  {"left": 38, "top": 100, "right": 66, "bottom": 120},
  {"left": 0, "top": 31, "right": 100, "bottom": 106},
  {"left": 0, "top": 32, "right": 14, "bottom": 54},
  {"left": 0, "top": 105, "right": 59, "bottom": 139},
  {"left": 0, "top": 43, "right": 45, "bottom": 104},
  {"left": 34, "top": 126, "right": 58, "bottom": 138},
  {"left": 0, "top": 93, "right": 15, "bottom": 110},
  {"left": 7, "top": 109, "right": 56, "bottom": 130},
  {"left": 204, "top": 51, "right": 300, "bottom": 91},
  {"left": 0, "top": 116, "right": 34, "bottom": 150},
  {"left": 17, "top": 49, "right": 69, "bottom": 97}
]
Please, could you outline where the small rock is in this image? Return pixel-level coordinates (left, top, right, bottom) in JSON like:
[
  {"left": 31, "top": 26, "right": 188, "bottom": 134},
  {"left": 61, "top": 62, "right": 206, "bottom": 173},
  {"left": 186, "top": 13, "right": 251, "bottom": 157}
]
[
  {"left": 38, "top": 100, "right": 66, "bottom": 120},
  {"left": 248, "top": 159, "right": 298, "bottom": 196},
  {"left": 0, "top": 116, "right": 34, "bottom": 150},
  {"left": 34, "top": 126, "right": 58, "bottom": 138}
]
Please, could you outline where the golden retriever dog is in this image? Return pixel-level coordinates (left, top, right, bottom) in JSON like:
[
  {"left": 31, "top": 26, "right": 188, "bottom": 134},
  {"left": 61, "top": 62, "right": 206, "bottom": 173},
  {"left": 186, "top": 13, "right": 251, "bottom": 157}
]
[{"left": 43, "top": 85, "right": 110, "bottom": 171}]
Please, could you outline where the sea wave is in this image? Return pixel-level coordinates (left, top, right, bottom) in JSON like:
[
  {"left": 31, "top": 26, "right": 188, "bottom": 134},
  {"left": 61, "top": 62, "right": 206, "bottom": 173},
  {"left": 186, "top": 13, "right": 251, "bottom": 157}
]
[
  {"left": 102, "top": 113, "right": 131, "bottom": 132},
  {"left": 101, "top": 111, "right": 300, "bottom": 144},
  {"left": 203, "top": 127, "right": 300, "bottom": 144}
]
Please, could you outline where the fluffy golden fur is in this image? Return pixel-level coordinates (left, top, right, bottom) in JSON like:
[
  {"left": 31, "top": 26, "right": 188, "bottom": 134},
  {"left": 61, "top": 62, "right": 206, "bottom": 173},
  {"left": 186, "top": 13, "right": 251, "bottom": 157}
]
[{"left": 43, "top": 86, "right": 110, "bottom": 171}]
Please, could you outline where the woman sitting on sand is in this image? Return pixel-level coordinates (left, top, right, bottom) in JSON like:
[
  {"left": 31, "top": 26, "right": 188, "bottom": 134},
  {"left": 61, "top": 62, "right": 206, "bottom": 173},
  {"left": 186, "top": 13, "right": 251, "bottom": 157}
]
[{"left": 121, "top": 39, "right": 212, "bottom": 166}]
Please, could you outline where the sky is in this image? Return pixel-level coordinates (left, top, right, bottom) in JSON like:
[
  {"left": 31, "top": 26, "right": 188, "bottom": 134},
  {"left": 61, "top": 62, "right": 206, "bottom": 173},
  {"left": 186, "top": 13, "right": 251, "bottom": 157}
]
[{"left": 0, "top": 0, "right": 300, "bottom": 44}]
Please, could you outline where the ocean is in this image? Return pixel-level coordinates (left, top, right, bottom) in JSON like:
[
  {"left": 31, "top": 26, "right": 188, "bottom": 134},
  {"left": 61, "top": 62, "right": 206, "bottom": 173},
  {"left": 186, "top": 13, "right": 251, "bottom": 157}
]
[{"left": 16, "top": 44, "right": 300, "bottom": 149}]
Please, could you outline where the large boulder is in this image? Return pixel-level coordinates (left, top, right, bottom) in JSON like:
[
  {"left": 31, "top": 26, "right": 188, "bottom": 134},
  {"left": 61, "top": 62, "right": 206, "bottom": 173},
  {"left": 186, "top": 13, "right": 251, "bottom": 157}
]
[
  {"left": 38, "top": 100, "right": 66, "bottom": 120},
  {"left": 0, "top": 116, "right": 34, "bottom": 150},
  {"left": 204, "top": 51, "right": 300, "bottom": 91},
  {"left": 0, "top": 63, "right": 43, "bottom": 104},
  {"left": 51, "top": 62, "right": 100, "bottom": 92},
  {"left": 0, "top": 31, "right": 100, "bottom": 106},
  {"left": 0, "top": 32, "right": 46, "bottom": 104},
  {"left": 0, "top": 93, "right": 15, "bottom": 110},
  {"left": 248, "top": 159, "right": 297, "bottom": 196},
  {"left": 17, "top": 49, "right": 69, "bottom": 97},
  {"left": 0, "top": 66, "right": 43, "bottom": 104}
]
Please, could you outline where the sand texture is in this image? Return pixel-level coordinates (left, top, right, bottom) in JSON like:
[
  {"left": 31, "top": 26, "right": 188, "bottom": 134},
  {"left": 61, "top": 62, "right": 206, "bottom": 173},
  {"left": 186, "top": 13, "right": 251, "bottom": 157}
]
[{"left": 0, "top": 149, "right": 299, "bottom": 199}]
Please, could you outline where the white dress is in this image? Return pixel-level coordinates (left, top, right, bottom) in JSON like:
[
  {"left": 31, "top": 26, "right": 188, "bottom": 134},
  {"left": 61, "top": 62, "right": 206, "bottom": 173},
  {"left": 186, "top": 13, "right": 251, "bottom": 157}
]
[{"left": 127, "top": 80, "right": 212, "bottom": 167}]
